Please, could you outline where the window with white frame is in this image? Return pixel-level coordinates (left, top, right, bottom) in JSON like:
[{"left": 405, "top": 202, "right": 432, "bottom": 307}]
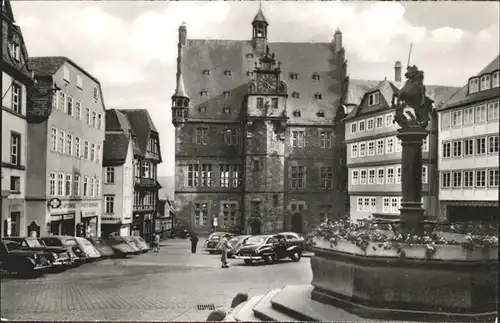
[
  {"left": 396, "top": 166, "right": 402, "bottom": 184},
  {"left": 67, "top": 96, "right": 73, "bottom": 116},
  {"left": 52, "top": 91, "right": 58, "bottom": 110},
  {"left": 51, "top": 127, "right": 57, "bottom": 151},
  {"left": 452, "top": 171, "right": 462, "bottom": 188},
  {"left": 58, "top": 130, "right": 65, "bottom": 154},
  {"left": 475, "top": 170, "right": 486, "bottom": 187},
  {"left": 376, "top": 116, "right": 384, "bottom": 129},
  {"left": 488, "top": 169, "right": 499, "bottom": 187},
  {"left": 442, "top": 142, "right": 451, "bottom": 158},
  {"left": 476, "top": 137, "right": 486, "bottom": 155},
  {"left": 368, "top": 141, "right": 375, "bottom": 156},
  {"left": 396, "top": 139, "right": 402, "bottom": 153},
  {"left": 97, "top": 113, "right": 102, "bottom": 129},
  {"left": 390, "top": 197, "right": 399, "bottom": 213},
  {"left": 363, "top": 197, "right": 370, "bottom": 212},
  {"left": 106, "top": 167, "right": 115, "bottom": 183},
  {"left": 475, "top": 105, "right": 486, "bottom": 123},
  {"left": 386, "top": 167, "right": 394, "bottom": 184},
  {"left": 463, "top": 170, "right": 474, "bottom": 188},
  {"left": 63, "top": 66, "right": 70, "bottom": 82},
  {"left": 105, "top": 196, "right": 115, "bottom": 214},
  {"left": 291, "top": 131, "right": 305, "bottom": 148},
  {"left": 66, "top": 133, "right": 73, "bottom": 156},
  {"left": 452, "top": 140, "right": 462, "bottom": 157},
  {"left": 352, "top": 170, "right": 359, "bottom": 185},
  {"left": 382, "top": 197, "right": 390, "bottom": 213},
  {"left": 83, "top": 176, "right": 89, "bottom": 196},
  {"left": 368, "top": 169, "right": 375, "bottom": 185},
  {"left": 376, "top": 139, "right": 384, "bottom": 155},
  {"left": 90, "top": 178, "right": 95, "bottom": 197},
  {"left": 469, "top": 77, "right": 479, "bottom": 93},
  {"left": 441, "top": 172, "right": 451, "bottom": 188},
  {"left": 386, "top": 137, "right": 394, "bottom": 154},
  {"left": 84, "top": 141, "right": 89, "bottom": 159},
  {"left": 75, "top": 101, "right": 81, "bottom": 120},
  {"left": 91, "top": 111, "right": 97, "bottom": 128},
  {"left": 360, "top": 169, "right": 367, "bottom": 185},
  {"left": 487, "top": 101, "right": 499, "bottom": 121},
  {"left": 351, "top": 144, "right": 358, "bottom": 158},
  {"left": 359, "top": 142, "right": 366, "bottom": 157},
  {"left": 452, "top": 110, "right": 462, "bottom": 127},
  {"left": 422, "top": 165, "right": 428, "bottom": 184},
  {"left": 488, "top": 135, "right": 499, "bottom": 154},
  {"left": 367, "top": 118, "right": 374, "bottom": 130},
  {"left": 492, "top": 71, "right": 499, "bottom": 88},
  {"left": 75, "top": 137, "right": 81, "bottom": 158},
  {"left": 58, "top": 91, "right": 65, "bottom": 111},
  {"left": 73, "top": 174, "right": 80, "bottom": 196},
  {"left": 440, "top": 112, "right": 450, "bottom": 129},
  {"left": 85, "top": 107, "right": 90, "bottom": 125},
  {"left": 463, "top": 107, "right": 474, "bottom": 125},
  {"left": 377, "top": 168, "right": 384, "bottom": 184},
  {"left": 359, "top": 120, "right": 365, "bottom": 132},
  {"left": 65, "top": 174, "right": 72, "bottom": 196},
  {"left": 356, "top": 197, "right": 363, "bottom": 212},
  {"left": 422, "top": 137, "right": 428, "bottom": 152},
  {"left": 57, "top": 173, "right": 64, "bottom": 196},
  {"left": 77, "top": 74, "right": 83, "bottom": 89},
  {"left": 464, "top": 138, "right": 474, "bottom": 156},
  {"left": 385, "top": 113, "right": 393, "bottom": 127},
  {"left": 11, "top": 83, "right": 21, "bottom": 114},
  {"left": 49, "top": 172, "right": 56, "bottom": 196},
  {"left": 319, "top": 130, "right": 333, "bottom": 148},
  {"left": 480, "top": 75, "right": 491, "bottom": 91},
  {"left": 370, "top": 197, "right": 376, "bottom": 212},
  {"left": 368, "top": 92, "right": 379, "bottom": 106},
  {"left": 95, "top": 179, "right": 100, "bottom": 197},
  {"left": 350, "top": 122, "right": 357, "bottom": 134},
  {"left": 90, "top": 143, "right": 95, "bottom": 162},
  {"left": 96, "top": 145, "right": 101, "bottom": 163}
]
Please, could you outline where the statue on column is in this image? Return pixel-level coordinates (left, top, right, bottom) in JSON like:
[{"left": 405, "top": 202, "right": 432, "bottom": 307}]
[{"left": 391, "top": 66, "right": 434, "bottom": 129}]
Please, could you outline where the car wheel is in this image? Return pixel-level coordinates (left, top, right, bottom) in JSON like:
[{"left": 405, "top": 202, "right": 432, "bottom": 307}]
[
  {"left": 290, "top": 251, "right": 301, "bottom": 262},
  {"left": 244, "top": 259, "right": 252, "bottom": 265},
  {"left": 264, "top": 254, "right": 274, "bottom": 265},
  {"left": 208, "top": 251, "right": 215, "bottom": 255}
]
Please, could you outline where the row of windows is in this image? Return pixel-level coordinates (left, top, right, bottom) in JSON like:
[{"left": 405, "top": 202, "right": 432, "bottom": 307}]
[
  {"left": 441, "top": 101, "right": 499, "bottom": 129},
  {"left": 50, "top": 127, "right": 101, "bottom": 163},
  {"left": 52, "top": 91, "right": 104, "bottom": 130},
  {"left": 350, "top": 135, "right": 428, "bottom": 158},
  {"left": 105, "top": 167, "right": 133, "bottom": 185},
  {"left": 192, "top": 201, "right": 240, "bottom": 227},
  {"left": 441, "top": 169, "right": 498, "bottom": 188},
  {"left": 356, "top": 196, "right": 401, "bottom": 214},
  {"left": 351, "top": 165, "right": 428, "bottom": 185},
  {"left": 48, "top": 172, "right": 100, "bottom": 197},
  {"left": 442, "top": 135, "right": 498, "bottom": 158},
  {"left": 468, "top": 70, "right": 499, "bottom": 94},
  {"left": 349, "top": 106, "right": 391, "bottom": 134},
  {"left": 200, "top": 69, "right": 321, "bottom": 82},
  {"left": 133, "top": 191, "right": 156, "bottom": 208},
  {"left": 134, "top": 160, "right": 158, "bottom": 181}
]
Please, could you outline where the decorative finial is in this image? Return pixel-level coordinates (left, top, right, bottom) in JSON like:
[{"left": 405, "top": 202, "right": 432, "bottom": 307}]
[{"left": 266, "top": 45, "right": 270, "bottom": 54}]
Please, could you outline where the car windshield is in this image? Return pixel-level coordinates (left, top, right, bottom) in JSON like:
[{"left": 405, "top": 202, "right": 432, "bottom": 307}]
[
  {"left": 92, "top": 238, "right": 104, "bottom": 245},
  {"left": 65, "top": 239, "right": 77, "bottom": 247},
  {"left": 26, "top": 239, "right": 43, "bottom": 248},
  {"left": 37, "top": 239, "right": 46, "bottom": 246},
  {"left": 78, "top": 239, "right": 92, "bottom": 246},
  {"left": 42, "top": 238, "right": 63, "bottom": 247},
  {"left": 5, "top": 241, "right": 22, "bottom": 251},
  {"left": 244, "top": 237, "right": 265, "bottom": 245}
]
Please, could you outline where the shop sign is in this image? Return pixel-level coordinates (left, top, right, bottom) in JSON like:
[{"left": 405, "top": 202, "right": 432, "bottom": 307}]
[
  {"left": 81, "top": 202, "right": 100, "bottom": 209},
  {"left": 51, "top": 215, "right": 63, "bottom": 221},
  {"left": 63, "top": 214, "right": 74, "bottom": 220},
  {"left": 82, "top": 209, "right": 100, "bottom": 218}
]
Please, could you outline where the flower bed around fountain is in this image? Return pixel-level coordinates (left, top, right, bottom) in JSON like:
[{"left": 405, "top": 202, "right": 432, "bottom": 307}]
[{"left": 308, "top": 220, "right": 498, "bottom": 322}]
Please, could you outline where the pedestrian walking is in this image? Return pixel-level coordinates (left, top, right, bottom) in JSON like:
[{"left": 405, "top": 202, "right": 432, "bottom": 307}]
[
  {"left": 153, "top": 233, "right": 161, "bottom": 253},
  {"left": 219, "top": 234, "right": 231, "bottom": 268},
  {"left": 190, "top": 233, "right": 199, "bottom": 254}
]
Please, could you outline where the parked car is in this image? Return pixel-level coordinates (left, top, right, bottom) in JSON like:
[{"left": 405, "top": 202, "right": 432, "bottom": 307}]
[
  {"left": 204, "top": 232, "right": 234, "bottom": 254},
  {"left": 74, "top": 237, "right": 102, "bottom": 261},
  {"left": 235, "top": 234, "right": 302, "bottom": 265},
  {"left": 0, "top": 240, "right": 52, "bottom": 277},
  {"left": 278, "top": 232, "right": 305, "bottom": 249},
  {"left": 40, "top": 236, "right": 86, "bottom": 266},
  {"left": 88, "top": 237, "right": 115, "bottom": 258},
  {"left": 106, "top": 236, "right": 140, "bottom": 256},
  {"left": 6, "top": 236, "right": 72, "bottom": 269},
  {"left": 129, "top": 236, "right": 150, "bottom": 253},
  {"left": 226, "top": 235, "right": 251, "bottom": 258}
]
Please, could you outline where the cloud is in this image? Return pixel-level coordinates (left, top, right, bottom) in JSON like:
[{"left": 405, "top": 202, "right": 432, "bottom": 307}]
[
  {"left": 15, "top": 16, "right": 39, "bottom": 28},
  {"left": 430, "top": 27, "right": 465, "bottom": 44},
  {"left": 92, "top": 60, "right": 146, "bottom": 86}
]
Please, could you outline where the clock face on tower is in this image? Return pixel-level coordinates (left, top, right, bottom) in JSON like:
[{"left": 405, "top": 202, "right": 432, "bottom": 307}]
[{"left": 258, "top": 74, "right": 278, "bottom": 93}]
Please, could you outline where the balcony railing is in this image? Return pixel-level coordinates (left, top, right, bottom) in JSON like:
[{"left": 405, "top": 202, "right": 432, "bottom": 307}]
[
  {"left": 134, "top": 177, "right": 157, "bottom": 187},
  {"left": 133, "top": 204, "right": 155, "bottom": 212}
]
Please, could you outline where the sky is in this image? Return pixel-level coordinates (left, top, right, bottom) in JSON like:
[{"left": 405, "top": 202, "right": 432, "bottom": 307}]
[{"left": 11, "top": 1, "right": 500, "bottom": 177}]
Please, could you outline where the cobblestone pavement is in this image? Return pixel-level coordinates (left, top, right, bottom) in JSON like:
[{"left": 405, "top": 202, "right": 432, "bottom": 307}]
[{"left": 1, "top": 239, "right": 312, "bottom": 321}]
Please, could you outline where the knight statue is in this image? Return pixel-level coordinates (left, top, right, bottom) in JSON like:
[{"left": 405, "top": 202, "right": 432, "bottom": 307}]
[{"left": 391, "top": 65, "right": 434, "bottom": 129}]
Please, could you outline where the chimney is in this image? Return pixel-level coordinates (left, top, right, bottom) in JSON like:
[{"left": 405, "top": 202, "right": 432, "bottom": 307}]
[
  {"left": 178, "top": 22, "right": 187, "bottom": 46},
  {"left": 334, "top": 28, "right": 342, "bottom": 53},
  {"left": 394, "top": 61, "right": 402, "bottom": 83}
]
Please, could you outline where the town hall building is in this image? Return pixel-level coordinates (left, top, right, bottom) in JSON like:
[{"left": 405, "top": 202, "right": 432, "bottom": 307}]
[{"left": 171, "top": 8, "right": 349, "bottom": 235}]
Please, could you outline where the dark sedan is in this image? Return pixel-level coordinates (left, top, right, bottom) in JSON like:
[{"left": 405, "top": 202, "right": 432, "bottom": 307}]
[
  {"left": 227, "top": 235, "right": 251, "bottom": 258},
  {"left": 0, "top": 240, "right": 52, "bottom": 277},
  {"left": 204, "top": 232, "right": 234, "bottom": 254},
  {"left": 7, "top": 236, "right": 72, "bottom": 269},
  {"left": 235, "top": 234, "right": 302, "bottom": 265},
  {"left": 88, "top": 237, "right": 115, "bottom": 258}
]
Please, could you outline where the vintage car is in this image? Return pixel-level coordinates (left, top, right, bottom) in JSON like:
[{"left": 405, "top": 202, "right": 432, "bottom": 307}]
[
  {"left": 278, "top": 232, "right": 305, "bottom": 249},
  {"left": 0, "top": 240, "right": 52, "bottom": 277},
  {"left": 129, "top": 236, "right": 150, "bottom": 253},
  {"left": 105, "top": 236, "right": 140, "bottom": 257},
  {"left": 204, "top": 232, "right": 234, "bottom": 254},
  {"left": 88, "top": 237, "right": 115, "bottom": 258},
  {"left": 226, "top": 235, "right": 251, "bottom": 258},
  {"left": 40, "top": 236, "right": 86, "bottom": 266},
  {"left": 75, "top": 237, "right": 102, "bottom": 261},
  {"left": 6, "top": 236, "right": 72, "bottom": 269},
  {"left": 235, "top": 234, "right": 302, "bottom": 265}
]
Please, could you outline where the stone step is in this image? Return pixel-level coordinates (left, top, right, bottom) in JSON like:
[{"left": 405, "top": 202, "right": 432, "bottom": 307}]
[
  {"left": 252, "top": 289, "right": 297, "bottom": 321},
  {"left": 270, "top": 285, "right": 363, "bottom": 321},
  {"left": 231, "top": 295, "right": 263, "bottom": 321}
]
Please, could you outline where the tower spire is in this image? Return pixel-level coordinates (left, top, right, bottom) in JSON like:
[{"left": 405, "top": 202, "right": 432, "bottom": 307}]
[{"left": 252, "top": 3, "right": 268, "bottom": 54}]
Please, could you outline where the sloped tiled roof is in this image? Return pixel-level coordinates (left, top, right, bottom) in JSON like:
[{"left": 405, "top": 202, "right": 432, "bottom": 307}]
[
  {"left": 253, "top": 8, "right": 268, "bottom": 24},
  {"left": 181, "top": 39, "right": 343, "bottom": 125},
  {"left": 117, "top": 109, "right": 159, "bottom": 156},
  {"left": 103, "top": 133, "right": 130, "bottom": 166},
  {"left": 441, "top": 54, "right": 500, "bottom": 110},
  {"left": 29, "top": 56, "right": 102, "bottom": 85},
  {"left": 345, "top": 78, "right": 381, "bottom": 106}
]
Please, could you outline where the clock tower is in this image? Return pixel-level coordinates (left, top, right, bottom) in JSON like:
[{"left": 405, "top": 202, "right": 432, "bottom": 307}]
[{"left": 243, "top": 46, "right": 288, "bottom": 235}]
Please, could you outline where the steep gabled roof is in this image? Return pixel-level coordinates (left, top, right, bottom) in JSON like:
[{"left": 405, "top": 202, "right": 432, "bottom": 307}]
[
  {"left": 345, "top": 79, "right": 381, "bottom": 106},
  {"left": 253, "top": 8, "right": 268, "bottom": 24},
  {"left": 181, "top": 39, "right": 343, "bottom": 125},
  {"left": 441, "top": 54, "right": 500, "bottom": 110},
  {"left": 116, "top": 109, "right": 159, "bottom": 156},
  {"left": 103, "top": 133, "right": 130, "bottom": 166},
  {"left": 28, "top": 56, "right": 102, "bottom": 85}
]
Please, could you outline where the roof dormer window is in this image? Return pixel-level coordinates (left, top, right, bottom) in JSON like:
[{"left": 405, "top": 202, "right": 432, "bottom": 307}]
[
  {"left": 290, "top": 73, "right": 299, "bottom": 80},
  {"left": 246, "top": 53, "right": 254, "bottom": 59},
  {"left": 292, "top": 92, "right": 300, "bottom": 99},
  {"left": 200, "top": 90, "right": 208, "bottom": 96},
  {"left": 224, "top": 70, "right": 232, "bottom": 76},
  {"left": 292, "top": 110, "right": 301, "bottom": 117},
  {"left": 223, "top": 106, "right": 231, "bottom": 114},
  {"left": 223, "top": 91, "right": 231, "bottom": 98},
  {"left": 493, "top": 71, "right": 499, "bottom": 88},
  {"left": 317, "top": 111, "right": 325, "bottom": 118},
  {"left": 202, "top": 69, "right": 211, "bottom": 76},
  {"left": 246, "top": 71, "right": 254, "bottom": 77},
  {"left": 199, "top": 106, "right": 206, "bottom": 113},
  {"left": 469, "top": 77, "right": 479, "bottom": 94},
  {"left": 480, "top": 74, "right": 491, "bottom": 91},
  {"left": 10, "top": 36, "right": 20, "bottom": 62},
  {"left": 314, "top": 93, "right": 322, "bottom": 100},
  {"left": 368, "top": 92, "right": 379, "bottom": 106},
  {"left": 312, "top": 73, "right": 320, "bottom": 81}
]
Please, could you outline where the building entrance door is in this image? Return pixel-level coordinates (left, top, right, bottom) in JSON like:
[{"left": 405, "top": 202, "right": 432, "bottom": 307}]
[
  {"left": 291, "top": 213, "right": 303, "bottom": 233},
  {"left": 250, "top": 220, "right": 261, "bottom": 235}
]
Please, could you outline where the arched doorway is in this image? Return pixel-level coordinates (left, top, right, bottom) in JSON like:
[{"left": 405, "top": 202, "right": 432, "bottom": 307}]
[
  {"left": 250, "top": 219, "right": 261, "bottom": 235},
  {"left": 291, "top": 213, "right": 303, "bottom": 233}
]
